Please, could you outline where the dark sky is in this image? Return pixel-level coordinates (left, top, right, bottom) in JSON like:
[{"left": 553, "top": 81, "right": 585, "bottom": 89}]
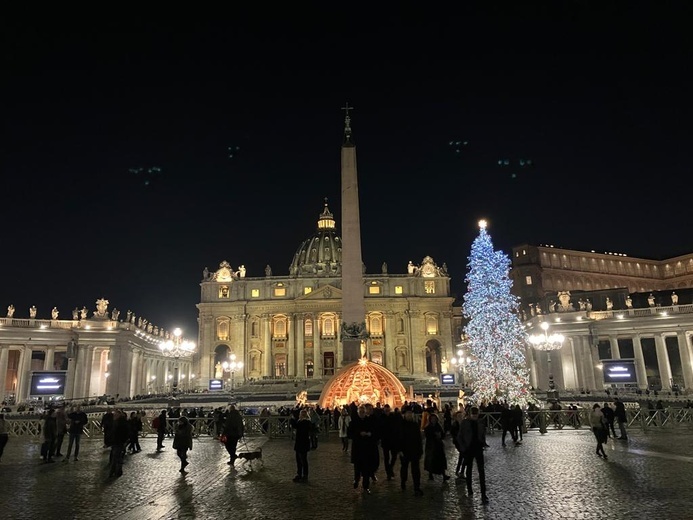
[{"left": 2, "top": 3, "right": 692, "bottom": 336}]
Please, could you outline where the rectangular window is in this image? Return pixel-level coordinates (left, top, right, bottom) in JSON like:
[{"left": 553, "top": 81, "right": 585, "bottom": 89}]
[
  {"left": 304, "top": 287, "right": 312, "bottom": 295},
  {"left": 424, "top": 281, "right": 435, "bottom": 294},
  {"left": 369, "top": 286, "right": 381, "bottom": 294},
  {"left": 394, "top": 285, "right": 403, "bottom": 294},
  {"left": 274, "top": 287, "right": 286, "bottom": 297},
  {"left": 251, "top": 289, "right": 260, "bottom": 298},
  {"left": 525, "top": 276, "right": 533, "bottom": 285}
]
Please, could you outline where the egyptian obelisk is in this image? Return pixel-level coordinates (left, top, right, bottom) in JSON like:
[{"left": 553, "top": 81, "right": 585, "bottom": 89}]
[{"left": 340, "top": 103, "right": 367, "bottom": 364}]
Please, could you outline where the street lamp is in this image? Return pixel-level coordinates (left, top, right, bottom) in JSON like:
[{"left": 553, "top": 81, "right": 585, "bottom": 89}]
[
  {"left": 529, "top": 322, "right": 565, "bottom": 390},
  {"left": 450, "top": 349, "right": 471, "bottom": 387},
  {"left": 159, "top": 327, "right": 196, "bottom": 392},
  {"left": 222, "top": 354, "right": 243, "bottom": 393}
]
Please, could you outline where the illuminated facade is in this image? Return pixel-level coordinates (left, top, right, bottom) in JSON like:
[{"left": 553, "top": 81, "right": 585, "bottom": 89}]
[
  {"left": 513, "top": 244, "right": 693, "bottom": 392},
  {"left": 0, "top": 305, "right": 195, "bottom": 404},
  {"left": 194, "top": 204, "right": 460, "bottom": 391}
]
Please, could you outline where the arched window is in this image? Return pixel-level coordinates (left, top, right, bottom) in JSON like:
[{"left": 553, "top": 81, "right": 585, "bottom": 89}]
[
  {"left": 216, "top": 317, "right": 230, "bottom": 341},
  {"left": 304, "top": 318, "right": 313, "bottom": 337}
]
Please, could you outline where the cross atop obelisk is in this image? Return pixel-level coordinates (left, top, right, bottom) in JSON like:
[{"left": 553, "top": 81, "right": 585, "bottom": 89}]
[{"left": 339, "top": 104, "right": 366, "bottom": 364}]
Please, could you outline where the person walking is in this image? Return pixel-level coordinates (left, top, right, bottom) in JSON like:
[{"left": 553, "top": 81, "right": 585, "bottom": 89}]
[
  {"left": 223, "top": 405, "right": 245, "bottom": 465},
  {"left": 173, "top": 416, "right": 193, "bottom": 473},
  {"left": 614, "top": 398, "right": 628, "bottom": 440},
  {"left": 127, "top": 411, "right": 142, "bottom": 453},
  {"left": 0, "top": 413, "right": 9, "bottom": 463},
  {"left": 41, "top": 408, "right": 58, "bottom": 463},
  {"left": 450, "top": 410, "right": 465, "bottom": 476},
  {"left": 338, "top": 407, "right": 351, "bottom": 453},
  {"left": 457, "top": 406, "right": 489, "bottom": 503},
  {"left": 379, "top": 404, "right": 401, "bottom": 480},
  {"left": 601, "top": 402, "right": 616, "bottom": 438},
  {"left": 101, "top": 408, "right": 114, "bottom": 448},
  {"left": 65, "top": 404, "right": 88, "bottom": 461},
  {"left": 423, "top": 413, "right": 451, "bottom": 482},
  {"left": 398, "top": 406, "right": 424, "bottom": 496},
  {"left": 589, "top": 404, "right": 608, "bottom": 459},
  {"left": 109, "top": 409, "right": 129, "bottom": 477},
  {"left": 292, "top": 409, "right": 312, "bottom": 482},
  {"left": 350, "top": 404, "right": 376, "bottom": 493},
  {"left": 54, "top": 406, "right": 68, "bottom": 457},
  {"left": 155, "top": 410, "right": 167, "bottom": 452}
]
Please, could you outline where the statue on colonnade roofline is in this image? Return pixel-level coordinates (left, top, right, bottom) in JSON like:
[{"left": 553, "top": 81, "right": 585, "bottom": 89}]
[
  {"left": 265, "top": 264, "right": 272, "bottom": 277},
  {"left": 557, "top": 291, "right": 573, "bottom": 312},
  {"left": 80, "top": 307, "right": 88, "bottom": 320},
  {"left": 7, "top": 304, "right": 14, "bottom": 318},
  {"left": 112, "top": 308, "right": 120, "bottom": 321},
  {"left": 648, "top": 293, "right": 655, "bottom": 307},
  {"left": 606, "top": 297, "right": 613, "bottom": 311},
  {"left": 51, "top": 307, "right": 59, "bottom": 320},
  {"left": 238, "top": 265, "right": 246, "bottom": 278},
  {"left": 672, "top": 292, "right": 678, "bottom": 305},
  {"left": 625, "top": 295, "right": 633, "bottom": 308},
  {"left": 72, "top": 308, "right": 79, "bottom": 320},
  {"left": 94, "top": 298, "right": 109, "bottom": 318},
  {"left": 126, "top": 310, "right": 132, "bottom": 322},
  {"left": 29, "top": 306, "right": 37, "bottom": 318}
]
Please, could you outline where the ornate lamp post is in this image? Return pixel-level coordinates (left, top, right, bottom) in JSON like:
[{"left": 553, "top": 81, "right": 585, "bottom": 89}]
[
  {"left": 159, "top": 327, "right": 196, "bottom": 392},
  {"left": 222, "top": 354, "right": 243, "bottom": 393},
  {"left": 529, "top": 322, "right": 565, "bottom": 390},
  {"left": 450, "top": 349, "right": 471, "bottom": 387}
]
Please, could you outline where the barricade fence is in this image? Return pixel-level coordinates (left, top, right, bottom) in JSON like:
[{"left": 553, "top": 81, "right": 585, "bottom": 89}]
[{"left": 6, "top": 408, "right": 692, "bottom": 438}]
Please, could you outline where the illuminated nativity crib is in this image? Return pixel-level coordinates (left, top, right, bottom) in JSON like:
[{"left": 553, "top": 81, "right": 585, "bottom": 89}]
[{"left": 318, "top": 357, "right": 408, "bottom": 409}]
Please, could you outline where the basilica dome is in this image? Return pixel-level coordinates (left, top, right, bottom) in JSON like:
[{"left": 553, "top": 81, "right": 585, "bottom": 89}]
[
  {"left": 289, "top": 202, "right": 342, "bottom": 277},
  {"left": 318, "top": 358, "right": 408, "bottom": 410}
]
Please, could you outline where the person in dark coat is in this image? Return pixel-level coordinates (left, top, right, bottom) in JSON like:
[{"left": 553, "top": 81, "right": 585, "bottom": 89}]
[
  {"left": 399, "top": 406, "right": 424, "bottom": 496},
  {"left": 223, "top": 405, "right": 245, "bottom": 465},
  {"left": 109, "top": 409, "right": 129, "bottom": 477},
  {"left": 156, "top": 410, "right": 167, "bottom": 452},
  {"left": 379, "top": 404, "right": 401, "bottom": 480},
  {"left": 41, "top": 408, "right": 58, "bottom": 462},
  {"left": 101, "top": 408, "right": 114, "bottom": 448},
  {"left": 601, "top": 403, "right": 616, "bottom": 438},
  {"left": 614, "top": 398, "right": 628, "bottom": 440},
  {"left": 173, "top": 416, "right": 193, "bottom": 473},
  {"left": 423, "top": 413, "right": 451, "bottom": 481},
  {"left": 349, "top": 405, "right": 376, "bottom": 493},
  {"left": 457, "top": 406, "right": 489, "bottom": 503},
  {"left": 292, "top": 409, "right": 312, "bottom": 482}
]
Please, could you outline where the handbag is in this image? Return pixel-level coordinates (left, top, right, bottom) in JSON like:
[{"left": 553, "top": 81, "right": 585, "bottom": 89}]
[{"left": 219, "top": 434, "right": 228, "bottom": 444}]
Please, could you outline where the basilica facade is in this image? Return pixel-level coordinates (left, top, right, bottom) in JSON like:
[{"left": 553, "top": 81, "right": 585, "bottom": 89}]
[{"left": 193, "top": 203, "right": 460, "bottom": 391}]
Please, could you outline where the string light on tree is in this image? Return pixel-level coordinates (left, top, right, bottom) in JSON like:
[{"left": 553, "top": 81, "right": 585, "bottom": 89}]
[{"left": 462, "top": 219, "right": 532, "bottom": 405}]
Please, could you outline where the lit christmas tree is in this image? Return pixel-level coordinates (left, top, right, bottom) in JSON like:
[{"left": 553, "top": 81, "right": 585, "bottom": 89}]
[{"left": 463, "top": 220, "right": 532, "bottom": 405}]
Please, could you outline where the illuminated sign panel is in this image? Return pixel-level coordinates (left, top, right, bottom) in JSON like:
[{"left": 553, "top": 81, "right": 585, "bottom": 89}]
[
  {"left": 30, "top": 372, "right": 67, "bottom": 396},
  {"left": 209, "top": 379, "right": 224, "bottom": 391},
  {"left": 602, "top": 359, "right": 638, "bottom": 384},
  {"left": 440, "top": 373, "right": 456, "bottom": 385}
]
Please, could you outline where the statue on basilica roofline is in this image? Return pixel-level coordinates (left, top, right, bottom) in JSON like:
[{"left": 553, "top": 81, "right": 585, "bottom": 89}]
[
  {"left": 51, "top": 307, "right": 59, "bottom": 320},
  {"left": 80, "top": 307, "right": 88, "bottom": 320},
  {"left": 265, "top": 265, "right": 272, "bottom": 277},
  {"left": 111, "top": 308, "right": 120, "bottom": 321},
  {"left": 6, "top": 304, "right": 15, "bottom": 318},
  {"left": 202, "top": 266, "right": 210, "bottom": 281},
  {"left": 238, "top": 265, "right": 246, "bottom": 278},
  {"left": 214, "top": 260, "right": 234, "bottom": 282},
  {"left": 672, "top": 292, "right": 679, "bottom": 305},
  {"left": 381, "top": 262, "right": 388, "bottom": 274},
  {"left": 648, "top": 293, "right": 655, "bottom": 307},
  {"left": 29, "top": 306, "right": 37, "bottom": 319},
  {"left": 557, "top": 291, "right": 573, "bottom": 312},
  {"left": 72, "top": 308, "right": 79, "bottom": 320}
]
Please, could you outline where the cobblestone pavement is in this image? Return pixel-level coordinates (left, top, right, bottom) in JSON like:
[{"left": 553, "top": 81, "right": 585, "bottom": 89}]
[{"left": 1, "top": 428, "right": 693, "bottom": 520}]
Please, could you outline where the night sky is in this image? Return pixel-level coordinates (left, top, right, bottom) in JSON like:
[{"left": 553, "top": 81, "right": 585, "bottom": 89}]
[{"left": 3, "top": 4, "right": 692, "bottom": 336}]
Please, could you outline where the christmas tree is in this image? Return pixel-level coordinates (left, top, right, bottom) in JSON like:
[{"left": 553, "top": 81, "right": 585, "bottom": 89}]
[{"left": 462, "top": 220, "right": 532, "bottom": 405}]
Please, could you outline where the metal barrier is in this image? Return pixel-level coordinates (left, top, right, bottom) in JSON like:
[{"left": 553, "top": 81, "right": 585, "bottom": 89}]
[{"left": 5, "top": 409, "right": 692, "bottom": 438}]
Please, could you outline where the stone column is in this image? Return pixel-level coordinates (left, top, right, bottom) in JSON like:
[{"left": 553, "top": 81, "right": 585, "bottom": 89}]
[
  {"left": 263, "top": 316, "right": 272, "bottom": 376},
  {"left": 314, "top": 315, "right": 322, "bottom": 376},
  {"left": 17, "top": 346, "right": 33, "bottom": 402},
  {"left": 0, "top": 346, "right": 9, "bottom": 400},
  {"left": 560, "top": 339, "right": 578, "bottom": 390},
  {"left": 384, "top": 311, "right": 395, "bottom": 371},
  {"left": 287, "top": 314, "right": 295, "bottom": 377},
  {"left": 654, "top": 333, "right": 673, "bottom": 390},
  {"left": 609, "top": 336, "right": 620, "bottom": 359},
  {"left": 44, "top": 347, "right": 55, "bottom": 371},
  {"left": 676, "top": 331, "right": 693, "bottom": 390},
  {"left": 632, "top": 335, "right": 648, "bottom": 390},
  {"left": 578, "top": 336, "right": 597, "bottom": 391},
  {"left": 527, "top": 346, "right": 538, "bottom": 389},
  {"left": 296, "top": 314, "right": 305, "bottom": 379}
]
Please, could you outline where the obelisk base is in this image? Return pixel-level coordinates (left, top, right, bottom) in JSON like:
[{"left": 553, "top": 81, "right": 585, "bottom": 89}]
[{"left": 342, "top": 339, "right": 362, "bottom": 366}]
